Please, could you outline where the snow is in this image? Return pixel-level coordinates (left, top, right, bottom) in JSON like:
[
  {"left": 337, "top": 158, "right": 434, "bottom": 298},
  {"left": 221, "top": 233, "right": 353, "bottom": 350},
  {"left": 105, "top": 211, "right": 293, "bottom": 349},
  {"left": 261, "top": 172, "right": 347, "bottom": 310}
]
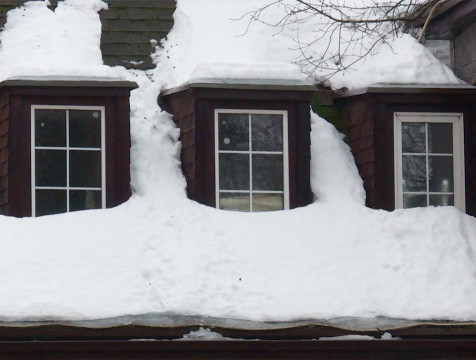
[
  {"left": 0, "top": 0, "right": 116, "bottom": 81},
  {"left": 154, "top": 0, "right": 463, "bottom": 90},
  {"left": 319, "top": 332, "right": 399, "bottom": 340},
  {"left": 176, "top": 328, "right": 237, "bottom": 341},
  {"left": 0, "top": 0, "right": 475, "bottom": 326}
]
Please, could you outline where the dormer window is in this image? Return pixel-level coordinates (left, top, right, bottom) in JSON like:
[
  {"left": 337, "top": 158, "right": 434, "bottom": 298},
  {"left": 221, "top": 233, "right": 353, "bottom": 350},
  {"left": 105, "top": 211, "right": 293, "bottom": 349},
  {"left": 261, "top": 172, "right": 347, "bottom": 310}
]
[
  {"left": 32, "top": 106, "right": 106, "bottom": 216},
  {"left": 394, "top": 112, "right": 465, "bottom": 211},
  {"left": 215, "top": 109, "right": 289, "bottom": 211},
  {"left": 159, "top": 80, "right": 315, "bottom": 211},
  {"left": 333, "top": 85, "right": 476, "bottom": 216},
  {"left": 0, "top": 77, "right": 137, "bottom": 217}
]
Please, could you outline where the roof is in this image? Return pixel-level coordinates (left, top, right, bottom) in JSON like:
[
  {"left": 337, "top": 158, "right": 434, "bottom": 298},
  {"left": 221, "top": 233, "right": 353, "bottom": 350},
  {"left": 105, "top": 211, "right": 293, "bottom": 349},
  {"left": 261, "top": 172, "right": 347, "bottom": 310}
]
[
  {"left": 0, "top": 76, "right": 138, "bottom": 89},
  {"left": 332, "top": 83, "right": 476, "bottom": 98},
  {"left": 160, "top": 78, "right": 317, "bottom": 96}
]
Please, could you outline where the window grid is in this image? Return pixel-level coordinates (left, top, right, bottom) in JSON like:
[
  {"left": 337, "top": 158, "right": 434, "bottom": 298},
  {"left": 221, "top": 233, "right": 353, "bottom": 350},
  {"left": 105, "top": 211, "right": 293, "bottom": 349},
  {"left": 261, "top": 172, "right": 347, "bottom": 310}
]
[
  {"left": 215, "top": 109, "right": 289, "bottom": 212},
  {"left": 31, "top": 105, "right": 106, "bottom": 217},
  {"left": 401, "top": 123, "right": 454, "bottom": 205},
  {"left": 394, "top": 112, "right": 465, "bottom": 212}
]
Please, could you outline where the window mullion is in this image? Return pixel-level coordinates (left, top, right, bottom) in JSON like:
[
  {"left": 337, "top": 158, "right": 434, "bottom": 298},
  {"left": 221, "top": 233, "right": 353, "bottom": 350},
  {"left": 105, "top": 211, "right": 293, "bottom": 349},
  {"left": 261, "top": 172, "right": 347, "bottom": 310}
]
[
  {"left": 66, "top": 110, "right": 70, "bottom": 212},
  {"left": 249, "top": 114, "right": 253, "bottom": 212},
  {"left": 425, "top": 122, "right": 429, "bottom": 206}
]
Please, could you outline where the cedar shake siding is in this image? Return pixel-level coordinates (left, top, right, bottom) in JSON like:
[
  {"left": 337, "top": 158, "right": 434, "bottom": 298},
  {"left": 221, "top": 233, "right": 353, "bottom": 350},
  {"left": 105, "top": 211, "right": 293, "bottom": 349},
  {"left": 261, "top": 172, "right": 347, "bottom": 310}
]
[
  {"left": 0, "top": 79, "right": 137, "bottom": 217},
  {"left": 159, "top": 82, "right": 315, "bottom": 209},
  {"left": 415, "top": 0, "right": 476, "bottom": 84},
  {"left": 99, "top": 0, "right": 175, "bottom": 70},
  {"left": 0, "top": 88, "right": 8, "bottom": 214},
  {"left": 334, "top": 86, "right": 476, "bottom": 215},
  {"left": 0, "top": 0, "right": 175, "bottom": 70},
  {"left": 453, "top": 22, "right": 476, "bottom": 84}
]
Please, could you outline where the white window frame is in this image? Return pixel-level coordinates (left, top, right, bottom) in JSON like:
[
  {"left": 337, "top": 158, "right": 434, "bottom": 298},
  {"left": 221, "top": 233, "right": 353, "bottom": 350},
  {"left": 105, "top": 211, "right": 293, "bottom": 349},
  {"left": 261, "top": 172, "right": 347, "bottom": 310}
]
[
  {"left": 31, "top": 105, "right": 106, "bottom": 217},
  {"left": 214, "top": 109, "right": 290, "bottom": 211},
  {"left": 394, "top": 112, "right": 465, "bottom": 212}
]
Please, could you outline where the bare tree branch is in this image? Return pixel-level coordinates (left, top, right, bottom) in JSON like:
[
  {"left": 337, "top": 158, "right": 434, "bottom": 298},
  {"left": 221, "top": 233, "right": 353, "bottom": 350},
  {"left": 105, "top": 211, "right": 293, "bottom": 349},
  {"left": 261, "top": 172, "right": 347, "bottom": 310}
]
[{"left": 241, "top": 0, "right": 438, "bottom": 85}]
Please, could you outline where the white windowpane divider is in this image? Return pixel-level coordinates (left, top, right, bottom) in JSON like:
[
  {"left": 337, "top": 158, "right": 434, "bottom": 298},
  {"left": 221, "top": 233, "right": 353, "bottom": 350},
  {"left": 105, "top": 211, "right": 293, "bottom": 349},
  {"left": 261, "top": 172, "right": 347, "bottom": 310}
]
[
  {"left": 31, "top": 105, "right": 106, "bottom": 217},
  {"left": 214, "top": 109, "right": 290, "bottom": 212},
  {"left": 394, "top": 112, "right": 465, "bottom": 212}
]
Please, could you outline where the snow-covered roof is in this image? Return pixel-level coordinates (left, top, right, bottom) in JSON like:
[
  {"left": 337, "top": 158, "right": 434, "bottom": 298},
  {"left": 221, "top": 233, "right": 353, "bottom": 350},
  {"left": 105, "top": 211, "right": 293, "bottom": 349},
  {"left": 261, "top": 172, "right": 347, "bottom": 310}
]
[{"left": 0, "top": 0, "right": 475, "bottom": 332}]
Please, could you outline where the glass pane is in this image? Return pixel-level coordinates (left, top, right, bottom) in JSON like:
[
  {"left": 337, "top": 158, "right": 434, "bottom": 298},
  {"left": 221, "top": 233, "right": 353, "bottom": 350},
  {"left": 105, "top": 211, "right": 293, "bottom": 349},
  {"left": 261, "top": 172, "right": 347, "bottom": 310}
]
[
  {"left": 219, "top": 192, "right": 250, "bottom": 211},
  {"left": 70, "top": 190, "right": 102, "bottom": 212},
  {"left": 429, "top": 156, "right": 453, "bottom": 193},
  {"left": 403, "top": 194, "right": 427, "bottom": 208},
  {"left": 402, "top": 123, "right": 425, "bottom": 153},
  {"left": 428, "top": 123, "right": 452, "bottom": 154},
  {"left": 35, "top": 150, "right": 66, "bottom": 187},
  {"left": 35, "top": 109, "right": 66, "bottom": 147},
  {"left": 252, "top": 193, "right": 283, "bottom": 212},
  {"left": 219, "top": 153, "right": 249, "bottom": 190},
  {"left": 36, "top": 190, "right": 66, "bottom": 216},
  {"left": 430, "top": 194, "right": 454, "bottom": 207},
  {"left": 218, "top": 113, "right": 249, "bottom": 151},
  {"left": 402, "top": 155, "right": 426, "bottom": 192},
  {"left": 251, "top": 114, "right": 283, "bottom": 151},
  {"left": 69, "top": 150, "right": 102, "bottom": 188},
  {"left": 252, "top": 154, "right": 283, "bottom": 191},
  {"left": 70, "top": 110, "right": 102, "bottom": 148}
]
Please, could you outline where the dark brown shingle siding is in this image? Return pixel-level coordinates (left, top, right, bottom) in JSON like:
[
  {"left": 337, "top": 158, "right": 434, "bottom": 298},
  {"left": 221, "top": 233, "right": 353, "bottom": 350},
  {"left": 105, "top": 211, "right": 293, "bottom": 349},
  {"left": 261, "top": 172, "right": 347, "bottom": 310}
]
[
  {"left": 454, "top": 22, "right": 476, "bottom": 84},
  {"left": 0, "top": 90, "right": 8, "bottom": 211},
  {"left": 100, "top": 0, "right": 175, "bottom": 69},
  {"left": 160, "top": 90, "right": 197, "bottom": 198}
]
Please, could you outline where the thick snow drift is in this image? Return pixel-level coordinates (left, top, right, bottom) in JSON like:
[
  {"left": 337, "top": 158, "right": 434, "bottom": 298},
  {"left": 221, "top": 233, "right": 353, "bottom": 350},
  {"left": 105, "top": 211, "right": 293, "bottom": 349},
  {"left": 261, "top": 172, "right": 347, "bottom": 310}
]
[
  {"left": 0, "top": 0, "right": 475, "bottom": 323},
  {"left": 154, "top": 0, "right": 463, "bottom": 90}
]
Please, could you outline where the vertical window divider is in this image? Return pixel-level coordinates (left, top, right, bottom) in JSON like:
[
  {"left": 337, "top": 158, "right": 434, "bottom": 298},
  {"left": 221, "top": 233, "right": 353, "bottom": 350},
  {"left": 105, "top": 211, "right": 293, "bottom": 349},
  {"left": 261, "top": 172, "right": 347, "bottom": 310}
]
[
  {"left": 31, "top": 106, "right": 36, "bottom": 217},
  {"left": 425, "top": 122, "right": 429, "bottom": 206},
  {"left": 66, "top": 110, "right": 70, "bottom": 212},
  {"left": 249, "top": 114, "right": 253, "bottom": 212}
]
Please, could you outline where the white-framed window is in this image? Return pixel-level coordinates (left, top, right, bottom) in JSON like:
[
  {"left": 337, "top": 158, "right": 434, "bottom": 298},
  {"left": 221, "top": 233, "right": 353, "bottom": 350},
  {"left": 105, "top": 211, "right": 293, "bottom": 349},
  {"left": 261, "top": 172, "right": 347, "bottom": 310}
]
[
  {"left": 215, "top": 109, "right": 289, "bottom": 212},
  {"left": 31, "top": 105, "right": 106, "bottom": 217},
  {"left": 394, "top": 112, "right": 465, "bottom": 212}
]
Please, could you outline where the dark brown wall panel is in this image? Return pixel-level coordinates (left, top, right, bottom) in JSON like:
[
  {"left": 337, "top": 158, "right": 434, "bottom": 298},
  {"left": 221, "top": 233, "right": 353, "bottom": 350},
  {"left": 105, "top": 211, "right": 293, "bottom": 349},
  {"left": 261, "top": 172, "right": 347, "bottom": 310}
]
[
  {"left": 0, "top": 92, "right": 8, "bottom": 211},
  {"left": 454, "top": 22, "right": 476, "bottom": 84},
  {"left": 160, "top": 89, "right": 197, "bottom": 200},
  {"left": 113, "top": 96, "right": 132, "bottom": 206}
]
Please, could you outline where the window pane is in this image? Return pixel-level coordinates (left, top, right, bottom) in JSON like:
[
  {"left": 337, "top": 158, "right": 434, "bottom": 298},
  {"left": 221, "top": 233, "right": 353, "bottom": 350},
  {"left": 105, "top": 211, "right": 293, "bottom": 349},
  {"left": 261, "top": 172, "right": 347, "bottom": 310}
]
[
  {"left": 36, "top": 190, "right": 66, "bottom": 216},
  {"left": 430, "top": 195, "right": 454, "bottom": 207},
  {"left": 252, "top": 154, "right": 283, "bottom": 191},
  {"left": 35, "top": 150, "right": 66, "bottom": 187},
  {"left": 70, "top": 190, "right": 102, "bottom": 212},
  {"left": 429, "top": 156, "right": 453, "bottom": 193},
  {"left": 69, "top": 110, "right": 102, "bottom": 148},
  {"left": 218, "top": 113, "right": 249, "bottom": 151},
  {"left": 252, "top": 193, "right": 283, "bottom": 211},
  {"left": 428, "top": 123, "right": 452, "bottom": 154},
  {"left": 219, "top": 153, "right": 249, "bottom": 190},
  {"left": 402, "top": 155, "right": 426, "bottom": 192},
  {"left": 402, "top": 123, "right": 425, "bottom": 153},
  {"left": 35, "top": 109, "right": 66, "bottom": 147},
  {"left": 251, "top": 114, "right": 283, "bottom": 151},
  {"left": 219, "top": 192, "right": 250, "bottom": 211},
  {"left": 69, "top": 150, "right": 102, "bottom": 188},
  {"left": 403, "top": 194, "right": 427, "bottom": 208}
]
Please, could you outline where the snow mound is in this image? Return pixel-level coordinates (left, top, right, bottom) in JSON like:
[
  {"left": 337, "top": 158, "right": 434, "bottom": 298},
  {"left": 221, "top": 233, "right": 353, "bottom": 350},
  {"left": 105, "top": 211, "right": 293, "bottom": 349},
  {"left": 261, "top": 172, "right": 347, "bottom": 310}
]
[
  {"left": 0, "top": 0, "right": 116, "bottom": 81},
  {"left": 0, "top": 0, "right": 475, "bottom": 325},
  {"left": 188, "top": 62, "right": 311, "bottom": 83},
  {"left": 331, "top": 34, "right": 463, "bottom": 90},
  {"left": 155, "top": 0, "right": 463, "bottom": 90},
  {"left": 310, "top": 113, "right": 366, "bottom": 205}
]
